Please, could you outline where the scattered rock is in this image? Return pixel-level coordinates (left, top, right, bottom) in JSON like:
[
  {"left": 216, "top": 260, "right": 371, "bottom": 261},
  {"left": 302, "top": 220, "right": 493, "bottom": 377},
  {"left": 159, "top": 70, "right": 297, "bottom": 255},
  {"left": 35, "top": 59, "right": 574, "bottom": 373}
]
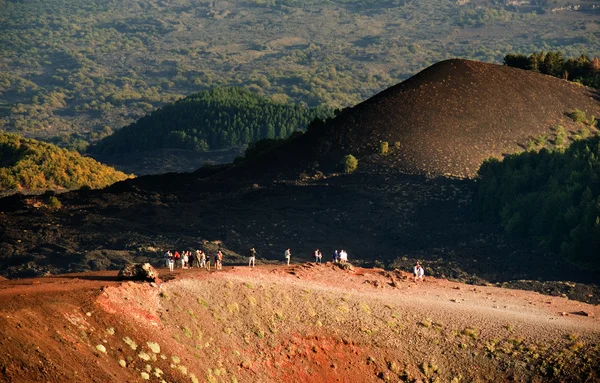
[
  {"left": 117, "top": 263, "right": 159, "bottom": 282},
  {"left": 335, "top": 262, "right": 355, "bottom": 272},
  {"left": 377, "top": 371, "right": 391, "bottom": 381},
  {"left": 95, "top": 344, "right": 107, "bottom": 353},
  {"left": 573, "top": 311, "right": 594, "bottom": 317}
]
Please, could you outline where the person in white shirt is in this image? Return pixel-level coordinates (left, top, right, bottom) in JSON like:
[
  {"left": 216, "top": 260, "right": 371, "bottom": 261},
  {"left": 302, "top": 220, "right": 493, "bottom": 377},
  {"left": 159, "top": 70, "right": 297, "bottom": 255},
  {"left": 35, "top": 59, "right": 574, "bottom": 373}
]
[
  {"left": 249, "top": 247, "right": 257, "bottom": 268},
  {"left": 284, "top": 248, "right": 291, "bottom": 265},
  {"left": 339, "top": 249, "right": 348, "bottom": 264},
  {"left": 414, "top": 262, "right": 424, "bottom": 282},
  {"left": 182, "top": 252, "right": 189, "bottom": 269}
]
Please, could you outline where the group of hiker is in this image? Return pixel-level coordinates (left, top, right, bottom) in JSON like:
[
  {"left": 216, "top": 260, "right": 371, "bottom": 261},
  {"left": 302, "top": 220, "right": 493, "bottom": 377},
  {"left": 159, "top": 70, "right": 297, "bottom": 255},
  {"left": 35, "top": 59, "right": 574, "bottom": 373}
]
[
  {"left": 163, "top": 249, "right": 222, "bottom": 272},
  {"left": 163, "top": 247, "right": 426, "bottom": 281}
]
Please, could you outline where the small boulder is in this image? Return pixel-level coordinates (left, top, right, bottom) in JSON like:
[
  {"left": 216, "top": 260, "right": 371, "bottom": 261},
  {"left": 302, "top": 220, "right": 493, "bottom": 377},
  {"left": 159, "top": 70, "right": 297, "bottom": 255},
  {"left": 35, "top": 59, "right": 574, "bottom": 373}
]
[
  {"left": 334, "top": 262, "right": 355, "bottom": 272},
  {"left": 118, "top": 263, "right": 159, "bottom": 282}
]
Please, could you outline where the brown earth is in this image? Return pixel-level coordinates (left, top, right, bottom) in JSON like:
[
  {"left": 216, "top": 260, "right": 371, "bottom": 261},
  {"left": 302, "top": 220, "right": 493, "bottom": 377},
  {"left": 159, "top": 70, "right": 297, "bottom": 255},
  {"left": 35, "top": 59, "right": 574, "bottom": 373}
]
[
  {"left": 224, "top": 59, "right": 600, "bottom": 181},
  {"left": 0, "top": 264, "right": 598, "bottom": 383}
]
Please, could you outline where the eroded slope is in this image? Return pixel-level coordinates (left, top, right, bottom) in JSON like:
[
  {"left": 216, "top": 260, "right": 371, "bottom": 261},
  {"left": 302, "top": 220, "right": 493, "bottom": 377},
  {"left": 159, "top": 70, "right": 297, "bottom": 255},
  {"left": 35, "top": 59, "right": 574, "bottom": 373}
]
[{"left": 1, "top": 265, "right": 598, "bottom": 383}]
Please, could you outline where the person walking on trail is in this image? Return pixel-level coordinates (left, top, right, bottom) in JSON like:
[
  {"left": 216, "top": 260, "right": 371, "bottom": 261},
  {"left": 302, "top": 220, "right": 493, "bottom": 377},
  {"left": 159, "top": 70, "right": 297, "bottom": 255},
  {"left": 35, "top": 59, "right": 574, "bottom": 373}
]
[
  {"left": 333, "top": 249, "right": 339, "bottom": 263},
  {"left": 164, "top": 250, "right": 174, "bottom": 272},
  {"left": 414, "top": 261, "right": 425, "bottom": 282},
  {"left": 316, "top": 250, "right": 322, "bottom": 264},
  {"left": 339, "top": 249, "right": 348, "bottom": 264},
  {"left": 193, "top": 249, "right": 200, "bottom": 268},
  {"left": 284, "top": 248, "right": 291, "bottom": 266},
  {"left": 249, "top": 247, "right": 257, "bottom": 268},
  {"left": 169, "top": 253, "right": 175, "bottom": 272},
  {"left": 174, "top": 251, "right": 181, "bottom": 268},
  {"left": 216, "top": 250, "right": 223, "bottom": 270},
  {"left": 164, "top": 250, "right": 171, "bottom": 268},
  {"left": 182, "top": 251, "right": 189, "bottom": 269},
  {"left": 313, "top": 249, "right": 319, "bottom": 264},
  {"left": 199, "top": 250, "right": 207, "bottom": 269}
]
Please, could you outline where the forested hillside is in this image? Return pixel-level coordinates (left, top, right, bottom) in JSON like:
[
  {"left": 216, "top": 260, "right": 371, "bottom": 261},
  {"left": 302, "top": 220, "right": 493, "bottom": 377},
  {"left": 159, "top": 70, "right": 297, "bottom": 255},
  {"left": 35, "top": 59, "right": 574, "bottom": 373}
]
[
  {"left": 1, "top": 0, "right": 599, "bottom": 148},
  {"left": 87, "top": 88, "right": 333, "bottom": 155},
  {"left": 504, "top": 51, "right": 600, "bottom": 88},
  {"left": 0, "top": 133, "right": 131, "bottom": 191},
  {"left": 477, "top": 134, "right": 600, "bottom": 272}
]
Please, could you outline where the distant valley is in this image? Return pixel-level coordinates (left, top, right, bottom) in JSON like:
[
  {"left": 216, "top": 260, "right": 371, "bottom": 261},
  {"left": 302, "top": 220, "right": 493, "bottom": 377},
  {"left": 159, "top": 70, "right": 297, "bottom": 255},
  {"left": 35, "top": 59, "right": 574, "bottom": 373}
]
[{"left": 1, "top": 0, "right": 599, "bottom": 149}]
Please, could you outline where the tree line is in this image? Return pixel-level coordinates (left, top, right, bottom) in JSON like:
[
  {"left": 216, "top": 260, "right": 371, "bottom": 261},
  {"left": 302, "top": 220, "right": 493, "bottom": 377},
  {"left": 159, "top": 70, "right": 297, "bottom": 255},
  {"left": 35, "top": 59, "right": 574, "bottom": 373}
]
[
  {"left": 88, "top": 87, "right": 334, "bottom": 156},
  {"left": 476, "top": 136, "right": 600, "bottom": 272},
  {"left": 504, "top": 51, "right": 600, "bottom": 88}
]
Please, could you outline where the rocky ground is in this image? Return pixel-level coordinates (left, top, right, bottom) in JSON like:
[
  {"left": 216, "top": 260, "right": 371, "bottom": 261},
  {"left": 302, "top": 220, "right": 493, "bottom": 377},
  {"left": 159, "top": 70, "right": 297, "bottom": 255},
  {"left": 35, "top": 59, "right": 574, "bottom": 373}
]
[{"left": 1, "top": 170, "right": 598, "bottom": 305}]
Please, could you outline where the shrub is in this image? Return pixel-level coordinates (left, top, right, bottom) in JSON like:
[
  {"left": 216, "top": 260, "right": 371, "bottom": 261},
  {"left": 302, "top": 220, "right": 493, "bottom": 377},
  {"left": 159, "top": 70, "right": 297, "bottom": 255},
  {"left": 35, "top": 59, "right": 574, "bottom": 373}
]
[
  {"left": 379, "top": 141, "right": 389, "bottom": 154},
  {"left": 570, "top": 109, "right": 587, "bottom": 123},
  {"left": 525, "top": 139, "right": 536, "bottom": 152},
  {"left": 47, "top": 195, "right": 61, "bottom": 209},
  {"left": 555, "top": 126, "right": 567, "bottom": 146},
  {"left": 342, "top": 154, "right": 358, "bottom": 173},
  {"left": 536, "top": 134, "right": 548, "bottom": 146}
]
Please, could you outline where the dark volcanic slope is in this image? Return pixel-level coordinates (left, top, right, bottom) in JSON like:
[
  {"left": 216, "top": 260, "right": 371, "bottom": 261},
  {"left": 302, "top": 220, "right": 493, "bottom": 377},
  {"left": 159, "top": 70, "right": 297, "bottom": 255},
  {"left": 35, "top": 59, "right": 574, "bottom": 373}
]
[
  {"left": 234, "top": 59, "right": 600, "bottom": 179},
  {"left": 335, "top": 59, "right": 600, "bottom": 177}
]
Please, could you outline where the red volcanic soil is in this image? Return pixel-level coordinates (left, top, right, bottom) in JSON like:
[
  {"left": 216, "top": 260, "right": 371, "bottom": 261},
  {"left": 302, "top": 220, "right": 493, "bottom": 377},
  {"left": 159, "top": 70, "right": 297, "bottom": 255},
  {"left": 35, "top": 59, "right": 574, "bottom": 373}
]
[{"left": 0, "top": 264, "right": 599, "bottom": 383}]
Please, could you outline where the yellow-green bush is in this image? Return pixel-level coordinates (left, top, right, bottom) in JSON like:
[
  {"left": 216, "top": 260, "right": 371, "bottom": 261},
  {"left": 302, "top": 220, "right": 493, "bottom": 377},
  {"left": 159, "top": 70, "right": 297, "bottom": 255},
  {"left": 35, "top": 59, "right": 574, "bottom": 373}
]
[{"left": 342, "top": 154, "right": 358, "bottom": 174}]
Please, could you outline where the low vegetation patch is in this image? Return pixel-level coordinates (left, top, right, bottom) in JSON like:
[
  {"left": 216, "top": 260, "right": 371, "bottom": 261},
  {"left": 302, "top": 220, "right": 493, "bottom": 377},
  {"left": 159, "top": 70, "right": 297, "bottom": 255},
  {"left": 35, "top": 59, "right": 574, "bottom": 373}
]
[{"left": 0, "top": 132, "right": 132, "bottom": 191}]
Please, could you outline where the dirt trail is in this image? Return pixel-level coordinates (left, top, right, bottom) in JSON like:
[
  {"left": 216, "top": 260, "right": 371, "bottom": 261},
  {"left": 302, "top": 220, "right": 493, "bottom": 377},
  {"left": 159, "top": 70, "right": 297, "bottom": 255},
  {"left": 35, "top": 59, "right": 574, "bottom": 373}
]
[{"left": 226, "top": 264, "right": 600, "bottom": 333}]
